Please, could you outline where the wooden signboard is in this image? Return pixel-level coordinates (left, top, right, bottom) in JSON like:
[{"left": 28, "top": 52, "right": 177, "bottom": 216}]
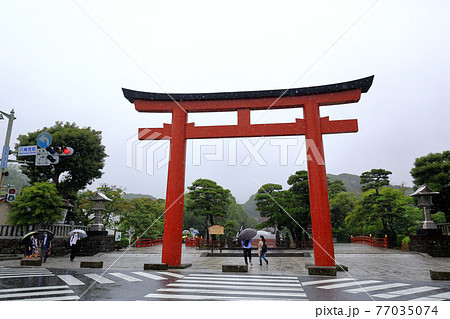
[{"left": 209, "top": 225, "right": 224, "bottom": 235}]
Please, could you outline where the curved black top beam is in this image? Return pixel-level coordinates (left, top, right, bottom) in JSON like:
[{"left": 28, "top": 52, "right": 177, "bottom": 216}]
[{"left": 122, "top": 75, "right": 374, "bottom": 103}]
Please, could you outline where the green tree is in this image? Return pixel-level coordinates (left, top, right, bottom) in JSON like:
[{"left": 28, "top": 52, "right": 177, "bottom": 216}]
[
  {"left": 8, "top": 182, "right": 64, "bottom": 225},
  {"left": 185, "top": 179, "right": 231, "bottom": 241},
  {"left": 255, "top": 171, "right": 312, "bottom": 247},
  {"left": 329, "top": 191, "right": 358, "bottom": 242},
  {"left": 76, "top": 185, "right": 130, "bottom": 232},
  {"left": 410, "top": 151, "right": 450, "bottom": 221},
  {"left": 119, "top": 197, "right": 165, "bottom": 240},
  {"left": 15, "top": 122, "right": 107, "bottom": 200},
  {"left": 345, "top": 188, "right": 422, "bottom": 247},
  {"left": 360, "top": 169, "right": 392, "bottom": 194},
  {"left": 328, "top": 179, "right": 347, "bottom": 198},
  {"left": 255, "top": 183, "right": 291, "bottom": 230}
]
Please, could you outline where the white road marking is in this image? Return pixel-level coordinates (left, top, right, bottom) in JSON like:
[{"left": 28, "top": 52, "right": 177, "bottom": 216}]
[
  {"left": 318, "top": 280, "right": 382, "bottom": 289},
  {"left": 132, "top": 271, "right": 167, "bottom": 280},
  {"left": 0, "top": 289, "right": 75, "bottom": 299},
  {"left": 301, "top": 278, "right": 353, "bottom": 286},
  {"left": 167, "top": 283, "right": 304, "bottom": 291},
  {"left": 84, "top": 274, "right": 115, "bottom": 284},
  {"left": 158, "top": 287, "right": 306, "bottom": 298},
  {"left": 108, "top": 272, "right": 142, "bottom": 282},
  {"left": 57, "top": 275, "right": 85, "bottom": 286},
  {"left": 373, "top": 286, "right": 441, "bottom": 299},
  {"left": 156, "top": 271, "right": 185, "bottom": 278},
  {"left": 346, "top": 283, "right": 410, "bottom": 293}
]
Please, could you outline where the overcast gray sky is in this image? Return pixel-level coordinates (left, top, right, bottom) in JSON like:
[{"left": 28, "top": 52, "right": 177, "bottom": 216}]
[{"left": 1, "top": 1, "right": 449, "bottom": 203}]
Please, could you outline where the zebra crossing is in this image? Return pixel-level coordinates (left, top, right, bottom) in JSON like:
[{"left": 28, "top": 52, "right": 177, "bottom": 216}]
[
  {"left": 56, "top": 270, "right": 180, "bottom": 286},
  {"left": 0, "top": 266, "right": 183, "bottom": 301},
  {"left": 0, "top": 285, "right": 78, "bottom": 301},
  {"left": 1, "top": 264, "right": 449, "bottom": 301},
  {"left": 143, "top": 273, "right": 307, "bottom": 300},
  {"left": 0, "top": 265, "right": 54, "bottom": 279},
  {"left": 301, "top": 277, "right": 450, "bottom": 301}
]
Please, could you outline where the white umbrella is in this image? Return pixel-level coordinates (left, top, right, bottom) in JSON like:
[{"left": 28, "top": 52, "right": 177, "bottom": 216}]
[
  {"left": 253, "top": 230, "right": 275, "bottom": 240},
  {"left": 68, "top": 229, "right": 88, "bottom": 238}
]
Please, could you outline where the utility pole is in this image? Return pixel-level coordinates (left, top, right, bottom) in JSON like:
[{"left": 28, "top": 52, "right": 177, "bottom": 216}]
[{"left": 0, "top": 109, "right": 16, "bottom": 191}]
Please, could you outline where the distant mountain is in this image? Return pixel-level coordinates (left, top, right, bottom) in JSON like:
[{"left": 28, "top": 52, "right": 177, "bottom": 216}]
[
  {"left": 327, "top": 173, "right": 362, "bottom": 193},
  {"left": 124, "top": 193, "right": 157, "bottom": 200},
  {"left": 241, "top": 194, "right": 259, "bottom": 219}
]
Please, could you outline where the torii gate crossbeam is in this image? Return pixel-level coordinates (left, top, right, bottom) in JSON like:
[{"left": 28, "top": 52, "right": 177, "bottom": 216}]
[{"left": 123, "top": 75, "right": 374, "bottom": 269}]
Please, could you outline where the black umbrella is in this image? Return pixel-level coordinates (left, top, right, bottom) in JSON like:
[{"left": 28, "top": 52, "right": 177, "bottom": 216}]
[
  {"left": 238, "top": 228, "right": 257, "bottom": 241},
  {"left": 38, "top": 229, "right": 54, "bottom": 239}
]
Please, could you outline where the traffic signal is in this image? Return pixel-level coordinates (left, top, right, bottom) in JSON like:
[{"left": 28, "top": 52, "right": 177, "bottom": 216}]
[
  {"left": 7, "top": 188, "right": 16, "bottom": 202},
  {"left": 45, "top": 147, "right": 59, "bottom": 164},
  {"left": 58, "top": 146, "right": 74, "bottom": 156}
]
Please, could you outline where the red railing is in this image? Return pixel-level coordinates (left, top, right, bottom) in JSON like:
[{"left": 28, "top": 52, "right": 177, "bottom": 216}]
[
  {"left": 135, "top": 237, "right": 163, "bottom": 248},
  {"left": 185, "top": 237, "right": 198, "bottom": 247},
  {"left": 351, "top": 234, "right": 388, "bottom": 248}
]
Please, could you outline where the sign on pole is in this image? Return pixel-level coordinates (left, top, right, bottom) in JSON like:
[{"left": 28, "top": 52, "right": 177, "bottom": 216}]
[
  {"left": 37, "top": 132, "right": 52, "bottom": 149},
  {"left": 35, "top": 148, "right": 52, "bottom": 166},
  {"left": 209, "top": 225, "right": 224, "bottom": 235},
  {"left": 18, "top": 145, "right": 38, "bottom": 156},
  {"left": 1, "top": 146, "right": 10, "bottom": 168}
]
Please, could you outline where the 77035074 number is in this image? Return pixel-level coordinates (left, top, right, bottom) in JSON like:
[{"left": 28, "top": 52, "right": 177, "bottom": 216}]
[{"left": 376, "top": 306, "right": 438, "bottom": 316}]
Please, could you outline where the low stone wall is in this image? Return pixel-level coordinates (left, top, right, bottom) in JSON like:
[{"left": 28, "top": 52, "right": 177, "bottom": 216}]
[
  {"left": 410, "top": 234, "right": 450, "bottom": 257},
  {"left": 0, "top": 235, "right": 115, "bottom": 257},
  {"left": 0, "top": 238, "right": 23, "bottom": 254},
  {"left": 77, "top": 235, "right": 115, "bottom": 256}
]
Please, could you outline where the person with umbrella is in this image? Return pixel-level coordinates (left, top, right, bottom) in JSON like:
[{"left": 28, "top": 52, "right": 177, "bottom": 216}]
[
  {"left": 22, "top": 231, "right": 38, "bottom": 259},
  {"left": 68, "top": 229, "right": 87, "bottom": 261},
  {"left": 238, "top": 228, "right": 257, "bottom": 266},
  {"left": 69, "top": 231, "right": 79, "bottom": 261},
  {"left": 40, "top": 232, "right": 52, "bottom": 263},
  {"left": 25, "top": 235, "right": 34, "bottom": 259}
]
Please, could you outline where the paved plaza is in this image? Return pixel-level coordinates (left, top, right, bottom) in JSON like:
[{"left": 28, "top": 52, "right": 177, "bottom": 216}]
[{"left": 1, "top": 243, "right": 448, "bottom": 282}]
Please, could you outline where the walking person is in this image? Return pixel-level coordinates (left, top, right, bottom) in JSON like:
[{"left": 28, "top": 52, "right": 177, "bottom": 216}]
[
  {"left": 40, "top": 233, "right": 52, "bottom": 263},
  {"left": 69, "top": 232, "right": 79, "bottom": 262},
  {"left": 258, "top": 235, "right": 269, "bottom": 265},
  {"left": 25, "top": 235, "right": 34, "bottom": 259},
  {"left": 32, "top": 235, "right": 39, "bottom": 259},
  {"left": 241, "top": 238, "right": 253, "bottom": 266}
]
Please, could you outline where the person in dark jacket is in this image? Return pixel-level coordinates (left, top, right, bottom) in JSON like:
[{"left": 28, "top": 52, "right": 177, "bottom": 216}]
[
  {"left": 40, "top": 233, "right": 52, "bottom": 263},
  {"left": 25, "top": 236, "right": 34, "bottom": 258}
]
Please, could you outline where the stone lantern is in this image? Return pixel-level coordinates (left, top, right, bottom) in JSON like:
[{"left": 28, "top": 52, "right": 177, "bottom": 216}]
[
  {"left": 88, "top": 191, "right": 112, "bottom": 232},
  {"left": 410, "top": 184, "right": 439, "bottom": 232}
]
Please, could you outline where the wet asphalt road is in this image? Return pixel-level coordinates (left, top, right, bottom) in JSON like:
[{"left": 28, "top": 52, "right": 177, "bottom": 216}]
[{"left": 1, "top": 266, "right": 449, "bottom": 301}]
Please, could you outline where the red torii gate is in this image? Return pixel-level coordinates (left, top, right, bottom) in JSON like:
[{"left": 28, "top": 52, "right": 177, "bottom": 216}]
[{"left": 123, "top": 75, "right": 374, "bottom": 270}]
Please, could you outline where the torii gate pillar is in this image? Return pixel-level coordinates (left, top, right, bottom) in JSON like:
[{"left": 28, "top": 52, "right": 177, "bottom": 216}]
[
  {"left": 123, "top": 76, "right": 374, "bottom": 270},
  {"left": 161, "top": 107, "right": 187, "bottom": 265}
]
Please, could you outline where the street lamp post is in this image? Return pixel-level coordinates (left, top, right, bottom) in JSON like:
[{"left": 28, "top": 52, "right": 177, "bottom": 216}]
[{"left": 0, "top": 109, "right": 16, "bottom": 191}]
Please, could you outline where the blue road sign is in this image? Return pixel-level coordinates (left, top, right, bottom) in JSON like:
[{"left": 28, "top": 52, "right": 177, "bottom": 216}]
[
  {"left": 37, "top": 132, "right": 52, "bottom": 148},
  {"left": 1, "top": 145, "right": 10, "bottom": 168},
  {"left": 18, "top": 145, "right": 38, "bottom": 156}
]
